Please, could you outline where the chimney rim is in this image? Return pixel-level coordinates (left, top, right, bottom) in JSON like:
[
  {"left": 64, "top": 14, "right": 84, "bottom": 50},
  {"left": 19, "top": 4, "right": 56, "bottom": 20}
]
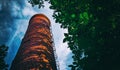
[{"left": 29, "top": 14, "right": 51, "bottom": 25}]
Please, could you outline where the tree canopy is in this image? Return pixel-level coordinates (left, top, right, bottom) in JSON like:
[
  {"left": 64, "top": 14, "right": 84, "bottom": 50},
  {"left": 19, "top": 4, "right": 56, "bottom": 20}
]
[
  {"left": 0, "top": 45, "right": 8, "bottom": 70},
  {"left": 28, "top": 0, "right": 120, "bottom": 70}
]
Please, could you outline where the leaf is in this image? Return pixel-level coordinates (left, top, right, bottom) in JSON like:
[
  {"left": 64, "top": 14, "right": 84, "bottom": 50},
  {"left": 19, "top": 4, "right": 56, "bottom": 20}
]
[
  {"left": 68, "top": 65, "right": 74, "bottom": 67},
  {"left": 63, "top": 38, "right": 67, "bottom": 43},
  {"left": 83, "top": 12, "right": 89, "bottom": 20},
  {"left": 71, "top": 14, "right": 76, "bottom": 18},
  {"left": 64, "top": 33, "right": 68, "bottom": 37}
]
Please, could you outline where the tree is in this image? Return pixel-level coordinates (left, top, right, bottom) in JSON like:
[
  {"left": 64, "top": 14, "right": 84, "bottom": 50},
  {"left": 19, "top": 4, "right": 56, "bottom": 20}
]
[
  {"left": 0, "top": 45, "right": 8, "bottom": 70},
  {"left": 28, "top": 0, "right": 120, "bottom": 70}
]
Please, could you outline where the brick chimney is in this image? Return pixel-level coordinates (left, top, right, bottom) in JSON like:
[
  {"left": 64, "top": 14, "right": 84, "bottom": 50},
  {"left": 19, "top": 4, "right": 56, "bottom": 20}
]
[{"left": 10, "top": 14, "right": 57, "bottom": 70}]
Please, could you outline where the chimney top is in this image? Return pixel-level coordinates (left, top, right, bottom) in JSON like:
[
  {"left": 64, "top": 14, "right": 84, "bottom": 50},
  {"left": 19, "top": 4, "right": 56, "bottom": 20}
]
[{"left": 29, "top": 14, "right": 50, "bottom": 25}]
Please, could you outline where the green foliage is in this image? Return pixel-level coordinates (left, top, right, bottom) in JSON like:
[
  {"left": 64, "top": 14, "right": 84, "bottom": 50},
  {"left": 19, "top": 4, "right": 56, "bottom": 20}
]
[
  {"left": 29, "top": 0, "right": 120, "bottom": 70},
  {"left": 28, "top": 0, "right": 49, "bottom": 8},
  {"left": 0, "top": 45, "right": 8, "bottom": 70}
]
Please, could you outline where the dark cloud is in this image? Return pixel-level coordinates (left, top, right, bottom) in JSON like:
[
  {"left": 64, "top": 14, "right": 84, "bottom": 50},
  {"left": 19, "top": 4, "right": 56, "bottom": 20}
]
[
  {"left": 0, "top": 0, "right": 25, "bottom": 45},
  {"left": 0, "top": 0, "right": 27, "bottom": 69}
]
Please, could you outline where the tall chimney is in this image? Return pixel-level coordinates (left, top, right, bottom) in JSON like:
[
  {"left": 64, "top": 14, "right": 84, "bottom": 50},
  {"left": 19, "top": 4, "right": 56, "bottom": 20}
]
[{"left": 10, "top": 14, "right": 57, "bottom": 70}]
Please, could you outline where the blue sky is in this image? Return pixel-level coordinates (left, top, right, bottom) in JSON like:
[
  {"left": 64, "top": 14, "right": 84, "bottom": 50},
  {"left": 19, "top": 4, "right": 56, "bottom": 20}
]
[{"left": 0, "top": 0, "right": 73, "bottom": 70}]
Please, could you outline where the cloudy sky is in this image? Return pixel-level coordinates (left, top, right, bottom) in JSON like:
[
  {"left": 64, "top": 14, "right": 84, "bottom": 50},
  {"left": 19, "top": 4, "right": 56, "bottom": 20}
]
[{"left": 0, "top": 0, "right": 73, "bottom": 70}]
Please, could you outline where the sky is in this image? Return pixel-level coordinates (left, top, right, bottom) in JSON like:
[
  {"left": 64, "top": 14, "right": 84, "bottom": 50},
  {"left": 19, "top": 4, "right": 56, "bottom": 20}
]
[{"left": 0, "top": 0, "right": 73, "bottom": 70}]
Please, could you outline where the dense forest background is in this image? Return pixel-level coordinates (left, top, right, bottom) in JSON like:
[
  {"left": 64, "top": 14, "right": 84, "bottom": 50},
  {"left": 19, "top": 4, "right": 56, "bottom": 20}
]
[{"left": 28, "top": 0, "right": 120, "bottom": 70}]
